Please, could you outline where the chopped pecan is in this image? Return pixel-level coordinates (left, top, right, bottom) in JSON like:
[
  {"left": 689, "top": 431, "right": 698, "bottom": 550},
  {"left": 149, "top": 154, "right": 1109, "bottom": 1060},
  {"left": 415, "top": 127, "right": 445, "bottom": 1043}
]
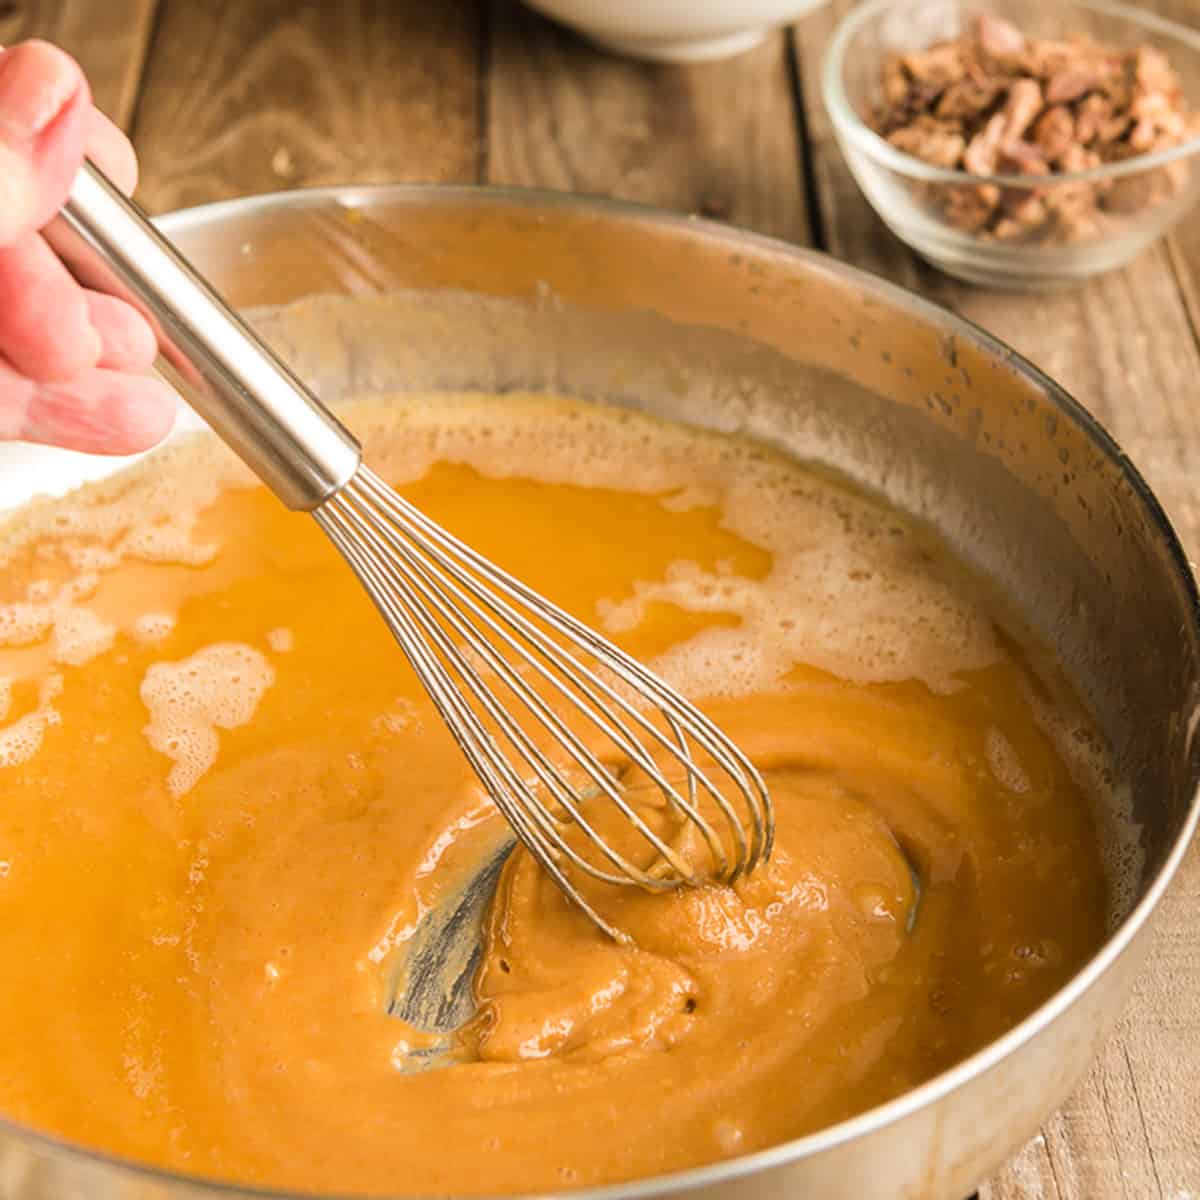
[
  {"left": 964, "top": 112, "right": 1008, "bottom": 174},
  {"left": 992, "top": 216, "right": 1034, "bottom": 240},
  {"left": 1032, "top": 106, "right": 1076, "bottom": 159},
  {"left": 901, "top": 41, "right": 967, "bottom": 88},
  {"left": 1134, "top": 46, "right": 1175, "bottom": 94},
  {"left": 1048, "top": 182, "right": 1102, "bottom": 239},
  {"left": 945, "top": 183, "right": 1000, "bottom": 232},
  {"left": 1131, "top": 88, "right": 1175, "bottom": 123},
  {"left": 975, "top": 13, "right": 1025, "bottom": 59},
  {"left": 1000, "top": 78, "right": 1044, "bottom": 142},
  {"left": 1074, "top": 94, "right": 1126, "bottom": 145},
  {"left": 1045, "top": 67, "right": 1101, "bottom": 105},
  {"left": 1057, "top": 144, "right": 1101, "bottom": 174},
  {"left": 888, "top": 124, "right": 966, "bottom": 169},
  {"left": 998, "top": 141, "right": 1050, "bottom": 176},
  {"left": 1018, "top": 39, "right": 1081, "bottom": 79},
  {"left": 936, "top": 77, "right": 1001, "bottom": 122},
  {"left": 868, "top": 14, "right": 1198, "bottom": 250},
  {"left": 1001, "top": 189, "right": 1048, "bottom": 226},
  {"left": 1129, "top": 119, "right": 1158, "bottom": 153},
  {"left": 882, "top": 53, "right": 911, "bottom": 108}
]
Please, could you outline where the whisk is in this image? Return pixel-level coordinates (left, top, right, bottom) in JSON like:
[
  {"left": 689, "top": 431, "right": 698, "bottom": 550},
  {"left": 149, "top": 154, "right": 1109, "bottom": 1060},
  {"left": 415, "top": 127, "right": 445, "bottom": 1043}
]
[{"left": 47, "top": 164, "right": 774, "bottom": 938}]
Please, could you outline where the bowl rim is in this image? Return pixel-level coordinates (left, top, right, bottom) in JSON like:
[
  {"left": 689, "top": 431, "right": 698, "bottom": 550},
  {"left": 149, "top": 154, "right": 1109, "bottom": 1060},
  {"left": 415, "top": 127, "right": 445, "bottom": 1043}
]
[
  {"left": 821, "top": 0, "right": 1200, "bottom": 189},
  {"left": 2, "top": 181, "right": 1198, "bottom": 1200}
]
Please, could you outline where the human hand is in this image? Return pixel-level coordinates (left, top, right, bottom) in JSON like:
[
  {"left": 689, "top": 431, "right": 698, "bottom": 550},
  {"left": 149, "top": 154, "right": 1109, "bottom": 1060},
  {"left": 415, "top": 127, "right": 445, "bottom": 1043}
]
[{"left": 0, "top": 40, "right": 175, "bottom": 455}]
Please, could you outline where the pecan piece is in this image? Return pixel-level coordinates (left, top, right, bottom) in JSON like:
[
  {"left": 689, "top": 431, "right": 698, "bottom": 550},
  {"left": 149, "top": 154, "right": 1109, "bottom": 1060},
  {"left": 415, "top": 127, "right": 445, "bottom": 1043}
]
[
  {"left": 975, "top": 13, "right": 1025, "bottom": 59},
  {"left": 936, "top": 78, "right": 1001, "bottom": 122},
  {"left": 1134, "top": 46, "right": 1174, "bottom": 94},
  {"left": 1046, "top": 67, "right": 1101, "bottom": 105},
  {"left": 888, "top": 124, "right": 967, "bottom": 169},
  {"left": 1032, "top": 106, "right": 1076, "bottom": 159},
  {"left": 944, "top": 183, "right": 1001, "bottom": 232},
  {"left": 882, "top": 53, "right": 911, "bottom": 108},
  {"left": 1074, "top": 94, "right": 1126, "bottom": 145},
  {"left": 999, "top": 78, "right": 1044, "bottom": 143},
  {"left": 867, "top": 13, "right": 1199, "bottom": 251},
  {"left": 998, "top": 141, "right": 1051, "bottom": 176},
  {"left": 901, "top": 41, "right": 967, "bottom": 88},
  {"left": 964, "top": 112, "right": 1008, "bottom": 174},
  {"left": 1001, "top": 191, "right": 1049, "bottom": 227}
]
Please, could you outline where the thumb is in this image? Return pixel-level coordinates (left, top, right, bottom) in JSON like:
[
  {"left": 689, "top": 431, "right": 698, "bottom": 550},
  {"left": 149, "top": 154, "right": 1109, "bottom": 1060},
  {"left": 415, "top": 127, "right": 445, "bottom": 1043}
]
[{"left": 0, "top": 41, "right": 91, "bottom": 246}]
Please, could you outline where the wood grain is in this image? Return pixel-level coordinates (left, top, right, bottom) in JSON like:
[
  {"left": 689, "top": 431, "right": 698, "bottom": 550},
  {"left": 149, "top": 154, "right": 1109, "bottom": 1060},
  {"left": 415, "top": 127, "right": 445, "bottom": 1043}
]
[
  {"left": 0, "top": 0, "right": 159, "bottom": 126},
  {"left": 1159, "top": 0, "right": 1200, "bottom": 348},
  {"left": 792, "top": 1, "right": 1200, "bottom": 1194},
  {"left": 1168, "top": 207, "right": 1200, "bottom": 348},
  {"left": 487, "top": 0, "right": 809, "bottom": 241},
  {"left": 129, "top": 0, "right": 484, "bottom": 213}
]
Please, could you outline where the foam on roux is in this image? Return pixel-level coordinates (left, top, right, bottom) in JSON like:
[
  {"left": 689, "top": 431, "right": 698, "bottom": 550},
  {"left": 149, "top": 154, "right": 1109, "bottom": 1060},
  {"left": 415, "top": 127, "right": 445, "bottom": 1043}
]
[{"left": 0, "top": 392, "right": 1131, "bottom": 909}]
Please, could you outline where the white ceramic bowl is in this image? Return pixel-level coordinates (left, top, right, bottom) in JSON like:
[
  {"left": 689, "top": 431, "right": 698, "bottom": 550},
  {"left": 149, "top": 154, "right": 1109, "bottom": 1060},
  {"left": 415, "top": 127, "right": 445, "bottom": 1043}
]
[{"left": 520, "top": 0, "right": 830, "bottom": 62}]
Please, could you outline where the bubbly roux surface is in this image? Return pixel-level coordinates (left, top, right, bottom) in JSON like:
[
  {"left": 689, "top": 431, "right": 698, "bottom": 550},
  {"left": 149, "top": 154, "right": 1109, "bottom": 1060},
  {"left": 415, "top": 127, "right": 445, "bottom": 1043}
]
[{"left": 0, "top": 394, "right": 1107, "bottom": 1194}]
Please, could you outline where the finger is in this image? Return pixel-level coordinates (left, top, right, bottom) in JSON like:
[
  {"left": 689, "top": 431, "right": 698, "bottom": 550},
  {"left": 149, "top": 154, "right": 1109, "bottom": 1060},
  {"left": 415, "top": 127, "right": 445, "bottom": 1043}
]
[
  {"left": 85, "top": 105, "right": 137, "bottom": 196},
  {"left": 0, "top": 41, "right": 91, "bottom": 244},
  {"left": 85, "top": 292, "right": 157, "bottom": 372},
  {"left": 0, "top": 354, "right": 177, "bottom": 455},
  {"left": 0, "top": 231, "right": 100, "bottom": 379}
]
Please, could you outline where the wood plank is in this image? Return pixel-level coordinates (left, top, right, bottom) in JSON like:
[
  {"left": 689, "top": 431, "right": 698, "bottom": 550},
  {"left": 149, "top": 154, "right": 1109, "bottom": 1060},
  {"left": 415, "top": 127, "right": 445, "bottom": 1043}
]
[
  {"left": 129, "top": 0, "right": 484, "bottom": 213},
  {"left": 0, "top": 0, "right": 159, "bottom": 127},
  {"left": 1166, "top": 205, "right": 1200, "bottom": 347},
  {"left": 487, "top": 0, "right": 809, "bottom": 242},
  {"left": 981, "top": 1031, "right": 1177, "bottom": 1200},
  {"left": 791, "top": 3, "right": 1200, "bottom": 1196},
  {"left": 1154, "top": 0, "right": 1200, "bottom": 346}
]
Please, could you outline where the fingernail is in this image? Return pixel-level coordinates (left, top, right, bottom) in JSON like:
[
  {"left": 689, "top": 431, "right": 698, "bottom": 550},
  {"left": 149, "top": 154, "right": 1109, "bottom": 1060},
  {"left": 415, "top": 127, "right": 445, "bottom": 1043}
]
[
  {"left": 0, "top": 144, "right": 34, "bottom": 242},
  {"left": 81, "top": 322, "right": 103, "bottom": 367},
  {"left": 0, "top": 43, "right": 82, "bottom": 142}
]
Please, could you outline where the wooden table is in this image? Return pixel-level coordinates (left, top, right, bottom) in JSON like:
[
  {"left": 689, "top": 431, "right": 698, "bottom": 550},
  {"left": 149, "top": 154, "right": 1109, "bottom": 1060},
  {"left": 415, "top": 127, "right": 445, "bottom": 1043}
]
[{"left": 7, "top": 0, "right": 1198, "bottom": 1194}]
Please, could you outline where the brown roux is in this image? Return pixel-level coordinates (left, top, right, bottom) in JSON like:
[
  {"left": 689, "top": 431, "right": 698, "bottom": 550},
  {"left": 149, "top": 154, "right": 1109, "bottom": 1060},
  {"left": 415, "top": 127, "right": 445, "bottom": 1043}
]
[{"left": 0, "top": 394, "right": 1107, "bottom": 1194}]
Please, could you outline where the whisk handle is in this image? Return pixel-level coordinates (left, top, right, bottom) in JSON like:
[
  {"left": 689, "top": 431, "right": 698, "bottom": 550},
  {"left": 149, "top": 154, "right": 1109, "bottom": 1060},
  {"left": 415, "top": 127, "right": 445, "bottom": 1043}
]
[{"left": 45, "top": 161, "right": 361, "bottom": 511}]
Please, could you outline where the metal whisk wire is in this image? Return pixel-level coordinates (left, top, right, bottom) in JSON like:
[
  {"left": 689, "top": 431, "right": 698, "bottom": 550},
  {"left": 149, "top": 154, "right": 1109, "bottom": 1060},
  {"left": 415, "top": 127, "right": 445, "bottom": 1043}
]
[
  {"left": 315, "top": 466, "right": 773, "bottom": 938},
  {"left": 52, "top": 161, "right": 775, "bottom": 943}
]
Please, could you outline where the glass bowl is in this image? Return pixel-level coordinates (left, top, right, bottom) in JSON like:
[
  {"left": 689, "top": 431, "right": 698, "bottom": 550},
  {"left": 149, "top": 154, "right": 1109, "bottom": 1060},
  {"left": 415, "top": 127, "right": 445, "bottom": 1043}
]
[{"left": 821, "top": 0, "right": 1200, "bottom": 289}]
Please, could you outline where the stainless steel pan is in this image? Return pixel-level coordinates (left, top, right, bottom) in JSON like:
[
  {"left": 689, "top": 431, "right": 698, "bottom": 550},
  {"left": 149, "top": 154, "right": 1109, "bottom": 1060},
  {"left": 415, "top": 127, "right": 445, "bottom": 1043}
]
[{"left": 1, "top": 186, "right": 1195, "bottom": 1200}]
